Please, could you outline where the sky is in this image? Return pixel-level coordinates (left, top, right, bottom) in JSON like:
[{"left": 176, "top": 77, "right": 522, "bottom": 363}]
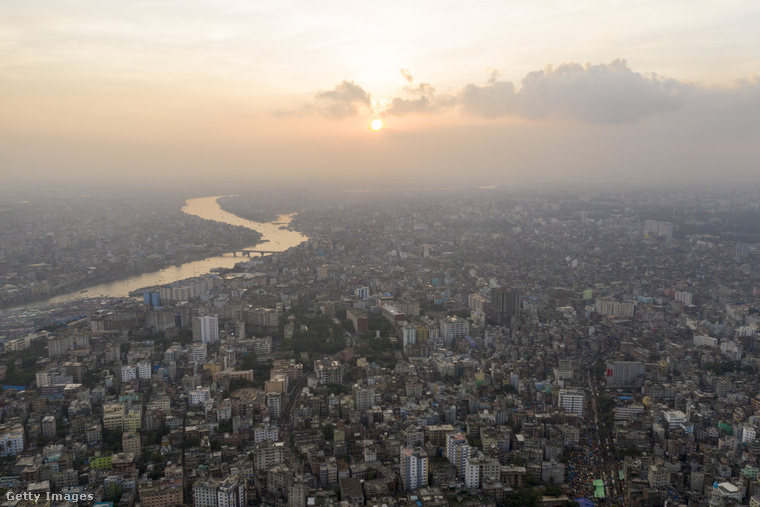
[{"left": 1, "top": 1, "right": 759, "bottom": 188}]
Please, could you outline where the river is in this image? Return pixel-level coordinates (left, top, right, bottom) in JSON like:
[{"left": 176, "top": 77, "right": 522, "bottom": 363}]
[{"left": 28, "top": 196, "right": 307, "bottom": 307}]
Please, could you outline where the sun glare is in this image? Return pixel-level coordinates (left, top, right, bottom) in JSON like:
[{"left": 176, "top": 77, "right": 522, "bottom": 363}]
[{"left": 369, "top": 119, "right": 384, "bottom": 131}]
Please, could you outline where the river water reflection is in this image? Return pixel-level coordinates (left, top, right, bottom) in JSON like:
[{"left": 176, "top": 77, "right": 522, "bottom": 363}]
[{"left": 39, "top": 196, "right": 307, "bottom": 306}]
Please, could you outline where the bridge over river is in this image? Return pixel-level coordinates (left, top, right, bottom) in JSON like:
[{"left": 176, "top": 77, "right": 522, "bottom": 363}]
[{"left": 232, "top": 250, "right": 282, "bottom": 256}]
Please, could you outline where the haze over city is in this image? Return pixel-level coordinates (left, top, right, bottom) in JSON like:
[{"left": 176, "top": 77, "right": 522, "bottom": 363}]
[
  {"left": 3, "top": 4, "right": 760, "bottom": 507},
  {"left": 2, "top": 0, "right": 759, "bottom": 188}
]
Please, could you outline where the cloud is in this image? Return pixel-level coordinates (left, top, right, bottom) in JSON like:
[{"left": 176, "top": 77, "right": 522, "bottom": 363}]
[
  {"left": 386, "top": 82, "right": 438, "bottom": 116},
  {"left": 452, "top": 59, "right": 689, "bottom": 123},
  {"left": 312, "top": 61, "right": 760, "bottom": 128},
  {"left": 455, "top": 81, "right": 518, "bottom": 119},
  {"left": 400, "top": 68, "right": 414, "bottom": 84},
  {"left": 382, "top": 59, "right": 690, "bottom": 123},
  {"left": 313, "top": 80, "right": 372, "bottom": 119},
  {"left": 520, "top": 59, "right": 685, "bottom": 123}
]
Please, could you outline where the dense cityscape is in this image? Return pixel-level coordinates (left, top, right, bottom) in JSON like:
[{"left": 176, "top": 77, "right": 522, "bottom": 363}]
[{"left": 0, "top": 185, "right": 759, "bottom": 507}]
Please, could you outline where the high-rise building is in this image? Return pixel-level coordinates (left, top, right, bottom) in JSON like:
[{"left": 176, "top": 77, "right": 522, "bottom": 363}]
[
  {"left": 193, "top": 477, "right": 220, "bottom": 507},
  {"left": 193, "top": 315, "right": 219, "bottom": 344},
  {"left": 266, "top": 392, "right": 282, "bottom": 419},
  {"left": 354, "top": 386, "right": 380, "bottom": 412},
  {"left": 465, "top": 454, "right": 500, "bottom": 489},
  {"left": 103, "top": 403, "right": 124, "bottom": 431},
  {"left": 41, "top": 416, "right": 56, "bottom": 440},
  {"left": 121, "top": 365, "right": 137, "bottom": 383},
  {"left": 253, "top": 440, "right": 285, "bottom": 471},
  {"left": 0, "top": 424, "right": 24, "bottom": 457},
  {"left": 123, "top": 432, "right": 141, "bottom": 458},
  {"left": 605, "top": 361, "right": 644, "bottom": 387},
  {"left": 558, "top": 389, "right": 585, "bottom": 418},
  {"left": 288, "top": 477, "right": 308, "bottom": 507},
  {"left": 439, "top": 317, "right": 470, "bottom": 347},
  {"left": 446, "top": 432, "right": 471, "bottom": 478},
  {"left": 189, "top": 387, "right": 211, "bottom": 405},
  {"left": 137, "top": 361, "right": 152, "bottom": 379},
  {"left": 488, "top": 287, "right": 519, "bottom": 325},
  {"left": 400, "top": 447, "right": 429, "bottom": 490},
  {"left": 314, "top": 360, "right": 344, "bottom": 385},
  {"left": 217, "top": 475, "right": 246, "bottom": 507}
]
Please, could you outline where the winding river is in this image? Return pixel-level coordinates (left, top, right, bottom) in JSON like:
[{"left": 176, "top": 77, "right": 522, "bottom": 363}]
[{"left": 35, "top": 196, "right": 307, "bottom": 307}]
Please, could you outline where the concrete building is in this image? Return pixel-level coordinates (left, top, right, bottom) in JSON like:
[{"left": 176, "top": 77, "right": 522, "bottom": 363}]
[
  {"left": 488, "top": 287, "right": 519, "bottom": 325},
  {"left": 558, "top": 389, "right": 585, "bottom": 418},
  {"left": 400, "top": 447, "right": 428, "bottom": 490},
  {"left": 439, "top": 317, "right": 470, "bottom": 347},
  {"left": 605, "top": 361, "right": 644, "bottom": 387},
  {"left": 121, "top": 365, "right": 137, "bottom": 383},
  {"left": 193, "top": 315, "right": 219, "bottom": 344},
  {"left": 253, "top": 440, "right": 285, "bottom": 471},
  {"left": 0, "top": 424, "right": 25, "bottom": 456},
  {"left": 355, "top": 386, "right": 380, "bottom": 413},
  {"left": 663, "top": 410, "right": 688, "bottom": 429},
  {"left": 314, "top": 359, "right": 344, "bottom": 385},
  {"left": 193, "top": 477, "right": 220, "bottom": 507},
  {"left": 41, "top": 416, "right": 56, "bottom": 440},
  {"left": 217, "top": 474, "right": 246, "bottom": 507},
  {"left": 446, "top": 432, "right": 471, "bottom": 478},
  {"left": 189, "top": 387, "right": 211, "bottom": 406},
  {"left": 122, "top": 432, "right": 141, "bottom": 458}
]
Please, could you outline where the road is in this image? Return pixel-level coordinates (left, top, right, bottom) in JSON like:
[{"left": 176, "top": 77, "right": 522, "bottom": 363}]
[{"left": 583, "top": 366, "right": 623, "bottom": 503}]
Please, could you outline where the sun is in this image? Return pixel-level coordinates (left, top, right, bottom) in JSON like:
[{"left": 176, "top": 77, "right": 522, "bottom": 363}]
[{"left": 369, "top": 119, "right": 384, "bottom": 131}]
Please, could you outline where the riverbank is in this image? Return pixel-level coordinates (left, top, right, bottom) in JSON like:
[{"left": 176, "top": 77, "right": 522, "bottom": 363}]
[
  {"left": 1, "top": 196, "right": 307, "bottom": 312},
  {"left": 0, "top": 240, "right": 263, "bottom": 311}
]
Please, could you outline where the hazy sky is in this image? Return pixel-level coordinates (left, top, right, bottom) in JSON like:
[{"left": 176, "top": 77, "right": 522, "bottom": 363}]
[{"left": 1, "top": 1, "right": 759, "bottom": 188}]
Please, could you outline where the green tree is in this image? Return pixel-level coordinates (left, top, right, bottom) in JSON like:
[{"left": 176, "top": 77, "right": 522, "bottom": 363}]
[
  {"left": 322, "top": 423, "right": 335, "bottom": 441},
  {"left": 103, "top": 428, "right": 123, "bottom": 454},
  {"left": 149, "top": 452, "right": 165, "bottom": 463}
]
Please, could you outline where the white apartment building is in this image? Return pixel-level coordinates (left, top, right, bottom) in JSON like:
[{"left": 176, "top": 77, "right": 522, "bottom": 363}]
[
  {"left": 137, "top": 361, "right": 152, "bottom": 380},
  {"left": 439, "top": 317, "right": 470, "bottom": 347},
  {"left": 595, "top": 299, "right": 636, "bottom": 318},
  {"left": 355, "top": 386, "right": 380, "bottom": 413},
  {"left": 675, "top": 290, "right": 694, "bottom": 306},
  {"left": 192, "top": 343, "right": 208, "bottom": 363},
  {"left": 0, "top": 424, "right": 25, "bottom": 457},
  {"left": 48, "top": 335, "right": 75, "bottom": 357},
  {"left": 189, "top": 387, "right": 211, "bottom": 406},
  {"left": 193, "top": 477, "right": 220, "bottom": 507},
  {"left": 465, "top": 455, "right": 500, "bottom": 489},
  {"left": 36, "top": 372, "right": 51, "bottom": 387},
  {"left": 401, "top": 324, "right": 417, "bottom": 347},
  {"left": 558, "top": 389, "right": 585, "bottom": 418},
  {"left": 663, "top": 410, "right": 688, "bottom": 429},
  {"left": 446, "top": 432, "right": 471, "bottom": 478},
  {"left": 740, "top": 426, "right": 756, "bottom": 443},
  {"left": 217, "top": 475, "right": 246, "bottom": 507},
  {"left": 400, "top": 447, "right": 428, "bottom": 490},
  {"left": 253, "top": 425, "right": 279, "bottom": 443},
  {"left": 194, "top": 315, "right": 219, "bottom": 344},
  {"left": 693, "top": 335, "right": 718, "bottom": 348},
  {"left": 121, "top": 365, "right": 137, "bottom": 383}
]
